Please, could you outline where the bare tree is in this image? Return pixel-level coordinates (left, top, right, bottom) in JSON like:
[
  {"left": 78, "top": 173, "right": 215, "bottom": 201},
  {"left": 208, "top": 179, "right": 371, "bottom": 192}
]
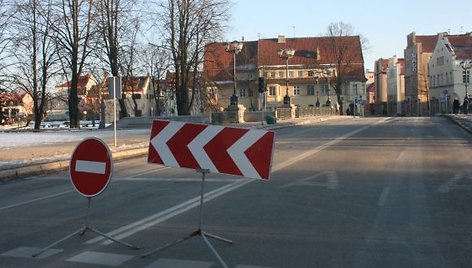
[
  {"left": 119, "top": 17, "right": 143, "bottom": 117},
  {"left": 324, "top": 21, "right": 369, "bottom": 115},
  {"left": 10, "top": 0, "right": 59, "bottom": 130},
  {"left": 95, "top": 0, "right": 142, "bottom": 118},
  {"left": 50, "top": 0, "right": 97, "bottom": 128},
  {"left": 96, "top": 0, "right": 140, "bottom": 74},
  {"left": 0, "top": 0, "right": 17, "bottom": 91},
  {"left": 142, "top": 43, "right": 171, "bottom": 116},
  {"left": 156, "top": 0, "right": 229, "bottom": 115}
]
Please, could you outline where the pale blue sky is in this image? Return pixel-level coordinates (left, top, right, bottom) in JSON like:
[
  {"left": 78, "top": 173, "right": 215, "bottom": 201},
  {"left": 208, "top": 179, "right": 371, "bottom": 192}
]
[{"left": 225, "top": 0, "right": 472, "bottom": 70}]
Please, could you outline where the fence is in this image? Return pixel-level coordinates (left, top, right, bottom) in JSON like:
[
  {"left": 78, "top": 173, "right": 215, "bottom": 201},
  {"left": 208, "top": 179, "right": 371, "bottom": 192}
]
[{"left": 294, "top": 107, "right": 337, "bottom": 118}]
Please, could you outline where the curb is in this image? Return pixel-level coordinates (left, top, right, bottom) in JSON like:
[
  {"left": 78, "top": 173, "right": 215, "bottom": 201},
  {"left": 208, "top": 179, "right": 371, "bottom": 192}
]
[
  {"left": 0, "top": 146, "right": 149, "bottom": 181},
  {"left": 442, "top": 115, "right": 472, "bottom": 134}
]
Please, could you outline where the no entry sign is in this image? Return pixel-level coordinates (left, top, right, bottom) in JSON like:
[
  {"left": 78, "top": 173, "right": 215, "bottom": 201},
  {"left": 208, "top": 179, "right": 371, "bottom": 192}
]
[{"left": 70, "top": 137, "right": 113, "bottom": 197}]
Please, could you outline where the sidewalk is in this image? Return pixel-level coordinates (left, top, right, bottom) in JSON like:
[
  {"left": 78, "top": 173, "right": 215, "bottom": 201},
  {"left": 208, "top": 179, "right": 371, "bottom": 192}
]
[
  {"left": 443, "top": 114, "right": 472, "bottom": 134},
  {"left": 0, "top": 116, "right": 341, "bottom": 180}
]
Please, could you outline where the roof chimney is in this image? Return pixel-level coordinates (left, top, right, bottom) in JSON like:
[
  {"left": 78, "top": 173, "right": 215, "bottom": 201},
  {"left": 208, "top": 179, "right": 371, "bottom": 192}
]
[{"left": 278, "top": 35, "right": 286, "bottom": 44}]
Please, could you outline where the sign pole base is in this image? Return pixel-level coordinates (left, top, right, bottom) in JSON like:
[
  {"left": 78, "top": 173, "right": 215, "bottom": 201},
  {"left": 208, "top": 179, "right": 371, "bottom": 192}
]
[
  {"left": 33, "top": 197, "right": 139, "bottom": 258},
  {"left": 141, "top": 169, "right": 232, "bottom": 268}
]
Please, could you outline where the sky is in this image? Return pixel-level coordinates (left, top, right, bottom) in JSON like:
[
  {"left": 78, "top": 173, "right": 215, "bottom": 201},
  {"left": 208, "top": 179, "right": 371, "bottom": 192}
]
[{"left": 224, "top": 0, "right": 472, "bottom": 70}]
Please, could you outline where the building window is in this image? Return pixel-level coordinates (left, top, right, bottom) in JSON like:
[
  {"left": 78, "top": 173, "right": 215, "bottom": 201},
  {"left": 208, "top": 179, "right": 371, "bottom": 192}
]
[
  {"left": 437, "top": 56, "right": 444, "bottom": 66},
  {"left": 463, "top": 69, "right": 470, "bottom": 84},
  {"left": 293, "top": 85, "right": 300, "bottom": 96},
  {"left": 268, "top": 86, "right": 276, "bottom": 96},
  {"left": 353, "top": 84, "right": 358, "bottom": 95},
  {"left": 270, "top": 72, "right": 276, "bottom": 78},
  {"left": 279, "top": 71, "right": 285, "bottom": 78},
  {"left": 321, "top": 84, "right": 329, "bottom": 95},
  {"left": 307, "top": 85, "right": 315, "bottom": 95},
  {"left": 288, "top": 71, "right": 294, "bottom": 78},
  {"left": 239, "top": 88, "right": 246, "bottom": 97},
  {"left": 248, "top": 88, "right": 254, "bottom": 97},
  {"left": 308, "top": 70, "right": 315, "bottom": 77},
  {"left": 298, "top": 71, "right": 304, "bottom": 77}
]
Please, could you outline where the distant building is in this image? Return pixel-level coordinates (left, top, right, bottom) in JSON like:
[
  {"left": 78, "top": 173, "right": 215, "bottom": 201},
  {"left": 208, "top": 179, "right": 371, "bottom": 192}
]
[
  {"left": 365, "top": 70, "right": 375, "bottom": 115},
  {"left": 387, "top": 56, "right": 405, "bottom": 115},
  {"left": 53, "top": 73, "right": 97, "bottom": 111},
  {"left": 427, "top": 32, "right": 472, "bottom": 114},
  {"left": 0, "top": 91, "right": 33, "bottom": 122},
  {"left": 404, "top": 32, "right": 438, "bottom": 116},
  {"left": 163, "top": 72, "right": 203, "bottom": 116},
  {"left": 374, "top": 58, "right": 389, "bottom": 115}
]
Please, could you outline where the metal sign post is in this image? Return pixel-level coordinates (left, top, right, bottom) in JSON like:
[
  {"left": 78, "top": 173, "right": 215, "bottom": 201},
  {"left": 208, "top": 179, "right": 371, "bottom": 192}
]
[
  {"left": 142, "top": 169, "right": 232, "bottom": 268},
  {"left": 33, "top": 138, "right": 139, "bottom": 257},
  {"left": 108, "top": 77, "right": 121, "bottom": 147}
]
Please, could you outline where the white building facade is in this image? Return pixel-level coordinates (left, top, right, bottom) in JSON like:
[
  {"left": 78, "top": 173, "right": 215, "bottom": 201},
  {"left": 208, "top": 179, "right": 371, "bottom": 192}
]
[
  {"left": 387, "top": 56, "right": 405, "bottom": 115},
  {"left": 428, "top": 33, "right": 472, "bottom": 114}
]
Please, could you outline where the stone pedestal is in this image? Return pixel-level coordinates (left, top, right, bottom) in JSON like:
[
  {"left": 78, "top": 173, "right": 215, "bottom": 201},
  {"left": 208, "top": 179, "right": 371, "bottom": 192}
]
[
  {"left": 282, "top": 104, "right": 296, "bottom": 119},
  {"left": 227, "top": 104, "right": 246, "bottom": 123}
]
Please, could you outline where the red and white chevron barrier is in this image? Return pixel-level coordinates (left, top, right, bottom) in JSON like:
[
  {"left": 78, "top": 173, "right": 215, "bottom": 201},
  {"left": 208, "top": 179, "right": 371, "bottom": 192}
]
[{"left": 147, "top": 120, "right": 275, "bottom": 180}]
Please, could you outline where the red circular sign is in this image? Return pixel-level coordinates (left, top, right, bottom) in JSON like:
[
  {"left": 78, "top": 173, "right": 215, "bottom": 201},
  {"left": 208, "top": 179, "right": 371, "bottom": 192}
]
[{"left": 70, "top": 137, "right": 113, "bottom": 197}]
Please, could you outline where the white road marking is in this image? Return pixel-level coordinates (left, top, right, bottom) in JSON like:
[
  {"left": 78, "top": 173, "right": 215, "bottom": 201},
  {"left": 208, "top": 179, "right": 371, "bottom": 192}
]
[
  {"left": 148, "top": 258, "right": 213, "bottom": 268},
  {"left": 86, "top": 179, "right": 252, "bottom": 245},
  {"left": 113, "top": 177, "right": 241, "bottom": 182},
  {"left": 66, "top": 251, "right": 134, "bottom": 266},
  {"left": 377, "top": 186, "right": 390, "bottom": 206},
  {"left": 279, "top": 171, "right": 338, "bottom": 189},
  {"left": 438, "top": 173, "right": 472, "bottom": 193},
  {"left": 271, "top": 119, "right": 387, "bottom": 173},
  {"left": 0, "top": 190, "right": 74, "bottom": 211},
  {"left": 75, "top": 160, "right": 106, "bottom": 174}
]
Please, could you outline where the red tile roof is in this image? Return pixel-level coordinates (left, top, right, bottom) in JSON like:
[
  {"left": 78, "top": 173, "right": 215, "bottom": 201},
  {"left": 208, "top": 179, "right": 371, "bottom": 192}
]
[
  {"left": 413, "top": 35, "right": 439, "bottom": 53},
  {"left": 204, "top": 41, "right": 258, "bottom": 82},
  {"left": 257, "top": 36, "right": 363, "bottom": 66},
  {"left": 204, "top": 36, "right": 365, "bottom": 82},
  {"left": 56, "top": 74, "right": 93, "bottom": 95},
  {"left": 0, "top": 91, "right": 21, "bottom": 103},
  {"left": 447, "top": 34, "right": 472, "bottom": 60}
]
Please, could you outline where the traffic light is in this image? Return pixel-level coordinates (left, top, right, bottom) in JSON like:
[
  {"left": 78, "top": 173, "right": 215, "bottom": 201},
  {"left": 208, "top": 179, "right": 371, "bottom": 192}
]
[{"left": 258, "top": 77, "right": 265, "bottom": 93}]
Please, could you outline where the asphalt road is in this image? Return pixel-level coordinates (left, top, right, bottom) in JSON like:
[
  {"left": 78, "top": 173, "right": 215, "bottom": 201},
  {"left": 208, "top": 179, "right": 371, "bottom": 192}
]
[{"left": 1, "top": 117, "right": 472, "bottom": 268}]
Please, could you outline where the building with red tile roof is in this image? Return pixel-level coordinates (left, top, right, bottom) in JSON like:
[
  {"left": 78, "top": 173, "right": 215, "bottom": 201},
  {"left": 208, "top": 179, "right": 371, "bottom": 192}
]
[
  {"left": 0, "top": 91, "right": 33, "bottom": 123},
  {"left": 55, "top": 73, "right": 97, "bottom": 96},
  {"left": 204, "top": 35, "right": 366, "bottom": 111},
  {"left": 428, "top": 32, "right": 472, "bottom": 114}
]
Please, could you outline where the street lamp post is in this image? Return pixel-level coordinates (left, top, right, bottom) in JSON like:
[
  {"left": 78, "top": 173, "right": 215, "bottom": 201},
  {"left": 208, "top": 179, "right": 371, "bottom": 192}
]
[
  {"left": 460, "top": 60, "right": 471, "bottom": 114},
  {"left": 278, "top": 48, "right": 296, "bottom": 106},
  {"left": 225, "top": 40, "right": 244, "bottom": 106},
  {"left": 324, "top": 69, "right": 332, "bottom": 107}
]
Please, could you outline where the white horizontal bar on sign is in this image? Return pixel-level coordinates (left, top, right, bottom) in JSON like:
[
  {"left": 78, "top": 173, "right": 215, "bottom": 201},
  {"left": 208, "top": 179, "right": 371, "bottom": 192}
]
[{"left": 75, "top": 160, "right": 106, "bottom": 174}]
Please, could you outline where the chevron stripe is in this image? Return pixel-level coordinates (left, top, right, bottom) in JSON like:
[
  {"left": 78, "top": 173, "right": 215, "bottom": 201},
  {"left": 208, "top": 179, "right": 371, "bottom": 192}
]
[{"left": 148, "top": 120, "right": 275, "bottom": 180}]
